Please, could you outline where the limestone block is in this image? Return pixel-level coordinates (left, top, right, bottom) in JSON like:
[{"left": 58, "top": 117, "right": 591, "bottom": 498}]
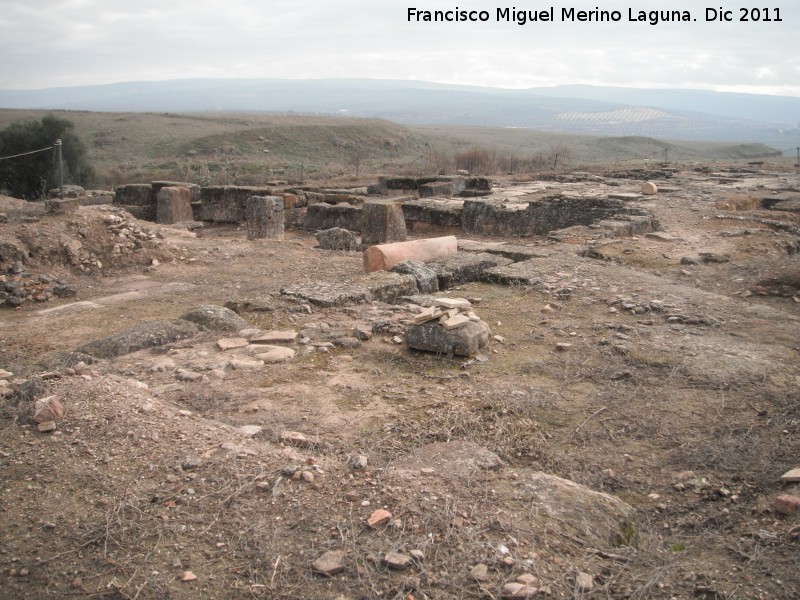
[
  {"left": 315, "top": 227, "right": 358, "bottom": 251},
  {"left": 361, "top": 200, "right": 407, "bottom": 247},
  {"left": 405, "top": 319, "right": 491, "bottom": 357},
  {"left": 245, "top": 195, "right": 284, "bottom": 240},
  {"left": 156, "top": 186, "right": 194, "bottom": 224}
]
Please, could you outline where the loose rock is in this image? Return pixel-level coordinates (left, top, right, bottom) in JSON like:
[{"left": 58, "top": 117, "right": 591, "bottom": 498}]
[{"left": 312, "top": 550, "right": 346, "bottom": 577}]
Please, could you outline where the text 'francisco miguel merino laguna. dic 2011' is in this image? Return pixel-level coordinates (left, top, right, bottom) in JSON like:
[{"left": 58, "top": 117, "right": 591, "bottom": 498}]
[{"left": 407, "top": 7, "right": 783, "bottom": 26}]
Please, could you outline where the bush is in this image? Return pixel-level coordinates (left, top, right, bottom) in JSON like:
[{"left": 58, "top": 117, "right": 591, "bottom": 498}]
[{"left": 0, "top": 115, "right": 94, "bottom": 199}]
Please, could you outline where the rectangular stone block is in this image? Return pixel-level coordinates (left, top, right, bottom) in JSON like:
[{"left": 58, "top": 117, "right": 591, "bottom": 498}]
[
  {"left": 114, "top": 184, "right": 154, "bottom": 207},
  {"left": 361, "top": 200, "right": 407, "bottom": 247},
  {"left": 245, "top": 196, "right": 284, "bottom": 240},
  {"left": 156, "top": 186, "right": 194, "bottom": 224},
  {"left": 304, "top": 203, "right": 363, "bottom": 232},
  {"left": 198, "top": 186, "right": 274, "bottom": 223},
  {"left": 152, "top": 181, "right": 201, "bottom": 202}
]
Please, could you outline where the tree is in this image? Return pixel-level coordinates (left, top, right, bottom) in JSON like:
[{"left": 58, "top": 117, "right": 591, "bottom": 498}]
[{"left": 0, "top": 115, "right": 94, "bottom": 199}]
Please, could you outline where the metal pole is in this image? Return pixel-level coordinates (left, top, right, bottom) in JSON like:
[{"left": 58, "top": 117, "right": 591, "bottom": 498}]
[
  {"left": 55, "top": 139, "right": 64, "bottom": 198},
  {"left": 796, "top": 147, "right": 799, "bottom": 168}
]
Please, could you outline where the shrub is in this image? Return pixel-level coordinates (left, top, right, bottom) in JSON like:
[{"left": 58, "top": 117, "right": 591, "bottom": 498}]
[{"left": 0, "top": 115, "right": 94, "bottom": 199}]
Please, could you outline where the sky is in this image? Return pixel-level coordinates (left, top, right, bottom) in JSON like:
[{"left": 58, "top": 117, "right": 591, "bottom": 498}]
[{"left": 1, "top": 0, "right": 798, "bottom": 96}]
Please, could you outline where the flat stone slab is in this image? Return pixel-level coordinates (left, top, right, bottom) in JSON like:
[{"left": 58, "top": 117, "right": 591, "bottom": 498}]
[
  {"left": 250, "top": 330, "right": 298, "bottom": 344},
  {"left": 481, "top": 259, "right": 543, "bottom": 286},
  {"left": 428, "top": 252, "right": 513, "bottom": 289},
  {"left": 281, "top": 272, "right": 417, "bottom": 307},
  {"left": 499, "top": 470, "right": 635, "bottom": 548},
  {"left": 255, "top": 347, "right": 296, "bottom": 363},
  {"left": 387, "top": 441, "right": 503, "bottom": 481},
  {"left": 401, "top": 199, "right": 463, "bottom": 227},
  {"left": 607, "top": 192, "right": 643, "bottom": 201},
  {"left": 77, "top": 320, "right": 199, "bottom": 359},
  {"left": 645, "top": 231, "right": 680, "bottom": 242},
  {"left": 180, "top": 305, "right": 251, "bottom": 332},
  {"left": 459, "top": 240, "right": 554, "bottom": 262}
]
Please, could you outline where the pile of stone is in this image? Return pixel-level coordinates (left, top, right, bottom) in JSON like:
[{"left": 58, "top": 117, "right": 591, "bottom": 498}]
[
  {"left": 405, "top": 297, "right": 491, "bottom": 357},
  {"left": 1, "top": 273, "right": 77, "bottom": 308},
  {"left": 103, "top": 211, "right": 159, "bottom": 257}
]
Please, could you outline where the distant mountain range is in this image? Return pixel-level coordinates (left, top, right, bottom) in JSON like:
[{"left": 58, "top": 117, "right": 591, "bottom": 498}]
[{"left": 1, "top": 79, "right": 798, "bottom": 148}]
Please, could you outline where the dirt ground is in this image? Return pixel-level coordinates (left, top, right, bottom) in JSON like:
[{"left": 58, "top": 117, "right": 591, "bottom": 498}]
[{"left": 1, "top": 165, "right": 799, "bottom": 599}]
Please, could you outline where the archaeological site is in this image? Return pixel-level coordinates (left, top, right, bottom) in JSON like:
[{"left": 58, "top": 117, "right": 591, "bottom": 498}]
[{"left": 1, "top": 125, "right": 799, "bottom": 599}]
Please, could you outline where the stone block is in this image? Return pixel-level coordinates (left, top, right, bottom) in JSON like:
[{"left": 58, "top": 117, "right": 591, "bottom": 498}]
[
  {"left": 401, "top": 199, "right": 463, "bottom": 229},
  {"left": 156, "top": 186, "right": 194, "bottom": 224},
  {"left": 419, "top": 181, "right": 453, "bottom": 197},
  {"left": 45, "top": 197, "right": 80, "bottom": 215},
  {"left": 363, "top": 236, "right": 457, "bottom": 273},
  {"left": 390, "top": 260, "right": 439, "bottom": 294},
  {"left": 428, "top": 252, "right": 513, "bottom": 289},
  {"left": 114, "top": 184, "right": 154, "bottom": 207},
  {"left": 245, "top": 195, "right": 284, "bottom": 240},
  {"left": 281, "top": 272, "right": 416, "bottom": 307},
  {"left": 406, "top": 319, "right": 491, "bottom": 357},
  {"left": 198, "top": 186, "right": 273, "bottom": 223},
  {"left": 361, "top": 200, "right": 407, "bottom": 247},
  {"left": 152, "top": 181, "right": 201, "bottom": 202},
  {"left": 315, "top": 227, "right": 358, "bottom": 251},
  {"left": 304, "top": 203, "right": 362, "bottom": 232}
]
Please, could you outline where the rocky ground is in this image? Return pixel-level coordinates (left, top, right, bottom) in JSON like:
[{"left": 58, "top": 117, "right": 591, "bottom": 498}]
[{"left": 1, "top": 164, "right": 799, "bottom": 599}]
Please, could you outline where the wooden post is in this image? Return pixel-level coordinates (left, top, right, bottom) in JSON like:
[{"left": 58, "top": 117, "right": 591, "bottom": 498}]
[{"left": 55, "top": 139, "right": 63, "bottom": 198}]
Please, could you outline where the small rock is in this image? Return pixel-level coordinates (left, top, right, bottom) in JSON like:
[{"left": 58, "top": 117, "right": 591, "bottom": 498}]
[
  {"left": 32, "top": 396, "right": 65, "bottom": 423},
  {"left": 176, "top": 369, "right": 203, "bottom": 382},
  {"left": 409, "top": 549, "right": 425, "bottom": 562},
  {"left": 780, "top": 468, "right": 800, "bottom": 482},
  {"left": 255, "top": 347, "right": 296, "bottom": 363},
  {"left": 312, "top": 550, "right": 346, "bottom": 577},
  {"left": 333, "top": 336, "right": 362, "bottom": 349},
  {"left": 180, "top": 571, "right": 197, "bottom": 582},
  {"left": 250, "top": 330, "right": 298, "bottom": 344},
  {"left": 775, "top": 495, "right": 800, "bottom": 515},
  {"left": 348, "top": 454, "right": 368, "bottom": 470},
  {"left": 37, "top": 421, "right": 57, "bottom": 433},
  {"left": 469, "top": 563, "right": 489, "bottom": 582},
  {"left": 229, "top": 359, "right": 264, "bottom": 371},
  {"left": 301, "top": 471, "right": 315, "bottom": 483},
  {"left": 435, "top": 297, "right": 472, "bottom": 310},
  {"left": 501, "top": 581, "right": 539, "bottom": 599},
  {"left": 555, "top": 342, "right": 572, "bottom": 352},
  {"left": 279, "top": 430, "right": 317, "bottom": 448},
  {"left": 384, "top": 552, "right": 412, "bottom": 570},
  {"left": 180, "top": 455, "right": 203, "bottom": 470},
  {"left": 150, "top": 358, "right": 176, "bottom": 372},
  {"left": 237, "top": 425, "right": 263, "bottom": 437},
  {"left": 216, "top": 337, "right": 249, "bottom": 350},
  {"left": 367, "top": 509, "right": 392, "bottom": 528},
  {"left": 352, "top": 327, "right": 373, "bottom": 341},
  {"left": 442, "top": 314, "right": 471, "bottom": 330},
  {"left": 576, "top": 572, "right": 594, "bottom": 591}
]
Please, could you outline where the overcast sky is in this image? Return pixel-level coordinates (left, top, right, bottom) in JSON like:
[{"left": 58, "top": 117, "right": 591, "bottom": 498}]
[{"left": 1, "top": 1, "right": 797, "bottom": 96}]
